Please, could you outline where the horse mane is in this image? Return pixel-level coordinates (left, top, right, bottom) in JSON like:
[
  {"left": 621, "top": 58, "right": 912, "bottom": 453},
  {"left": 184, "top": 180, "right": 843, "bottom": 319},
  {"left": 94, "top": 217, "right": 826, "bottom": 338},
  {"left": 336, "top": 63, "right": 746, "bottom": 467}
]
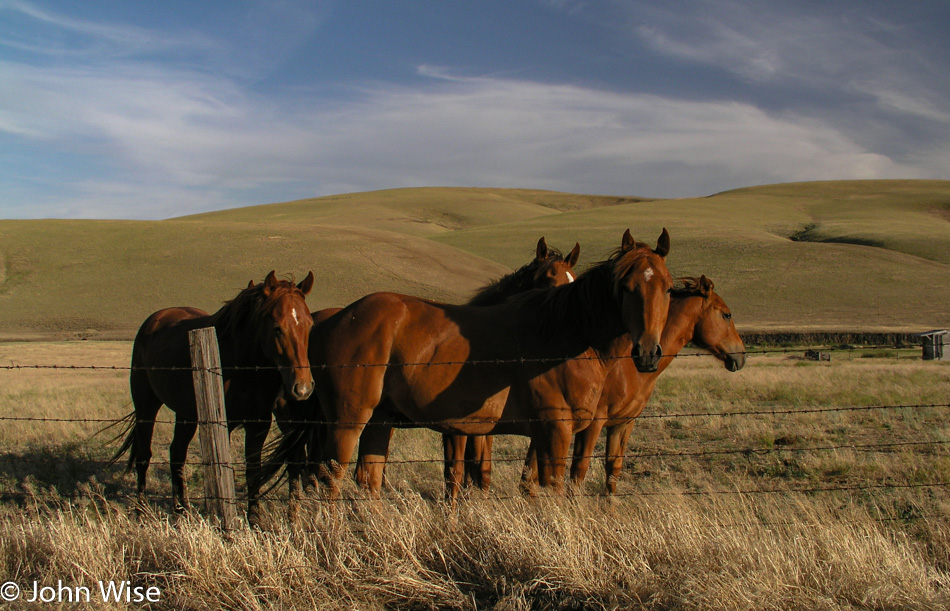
[
  {"left": 509, "top": 244, "right": 654, "bottom": 345},
  {"left": 671, "top": 276, "right": 713, "bottom": 299},
  {"left": 210, "top": 279, "right": 305, "bottom": 350},
  {"left": 467, "top": 246, "right": 565, "bottom": 307}
]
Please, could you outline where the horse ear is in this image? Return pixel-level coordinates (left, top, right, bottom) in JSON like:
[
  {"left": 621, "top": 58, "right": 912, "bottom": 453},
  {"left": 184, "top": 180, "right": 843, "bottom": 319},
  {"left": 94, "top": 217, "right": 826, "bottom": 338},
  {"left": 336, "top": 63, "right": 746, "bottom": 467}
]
[
  {"left": 699, "top": 274, "right": 713, "bottom": 295},
  {"left": 297, "top": 271, "right": 314, "bottom": 296},
  {"left": 654, "top": 228, "right": 671, "bottom": 258},
  {"left": 536, "top": 237, "right": 548, "bottom": 261},
  {"left": 621, "top": 229, "right": 635, "bottom": 252},
  {"left": 566, "top": 243, "right": 581, "bottom": 268},
  {"left": 247, "top": 279, "right": 255, "bottom": 289},
  {"left": 262, "top": 270, "right": 278, "bottom": 297}
]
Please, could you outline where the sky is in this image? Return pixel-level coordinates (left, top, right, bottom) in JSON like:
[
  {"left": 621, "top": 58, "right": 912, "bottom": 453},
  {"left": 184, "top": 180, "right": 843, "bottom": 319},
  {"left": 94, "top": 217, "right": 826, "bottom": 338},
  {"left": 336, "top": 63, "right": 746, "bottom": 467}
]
[{"left": 1, "top": 0, "right": 948, "bottom": 220}]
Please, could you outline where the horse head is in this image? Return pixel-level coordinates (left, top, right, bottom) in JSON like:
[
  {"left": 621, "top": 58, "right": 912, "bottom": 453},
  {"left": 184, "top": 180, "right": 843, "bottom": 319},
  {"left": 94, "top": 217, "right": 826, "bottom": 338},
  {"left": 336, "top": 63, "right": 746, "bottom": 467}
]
[
  {"left": 257, "top": 270, "right": 316, "bottom": 401},
  {"left": 686, "top": 275, "right": 746, "bottom": 372},
  {"left": 533, "top": 237, "right": 581, "bottom": 288},
  {"left": 612, "top": 228, "right": 673, "bottom": 373}
]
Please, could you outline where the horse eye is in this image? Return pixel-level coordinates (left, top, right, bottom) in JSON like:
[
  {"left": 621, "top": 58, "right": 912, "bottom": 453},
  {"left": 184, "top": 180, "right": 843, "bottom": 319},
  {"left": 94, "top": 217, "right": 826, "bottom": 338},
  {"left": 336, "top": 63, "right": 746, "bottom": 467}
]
[
  {"left": 273, "top": 325, "right": 283, "bottom": 336},
  {"left": 723, "top": 312, "right": 732, "bottom": 320}
]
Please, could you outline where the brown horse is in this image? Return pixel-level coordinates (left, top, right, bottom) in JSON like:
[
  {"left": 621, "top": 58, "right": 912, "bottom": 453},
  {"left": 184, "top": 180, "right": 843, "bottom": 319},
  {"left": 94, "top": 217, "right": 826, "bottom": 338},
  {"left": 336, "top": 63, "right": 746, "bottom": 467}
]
[
  {"left": 351, "top": 237, "right": 581, "bottom": 494},
  {"left": 273, "top": 237, "right": 581, "bottom": 496},
  {"left": 514, "top": 275, "right": 746, "bottom": 494},
  {"left": 113, "top": 271, "right": 315, "bottom": 521},
  {"left": 304, "top": 229, "right": 671, "bottom": 498}
]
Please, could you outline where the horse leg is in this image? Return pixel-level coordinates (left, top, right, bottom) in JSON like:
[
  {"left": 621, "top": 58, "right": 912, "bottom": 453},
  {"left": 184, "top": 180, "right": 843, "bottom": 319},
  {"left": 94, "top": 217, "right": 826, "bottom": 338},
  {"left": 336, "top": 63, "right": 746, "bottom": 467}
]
[
  {"left": 355, "top": 423, "right": 393, "bottom": 497},
  {"left": 570, "top": 417, "right": 606, "bottom": 489},
  {"left": 466, "top": 435, "right": 493, "bottom": 491},
  {"left": 304, "top": 421, "right": 324, "bottom": 491},
  {"left": 319, "top": 412, "right": 371, "bottom": 499},
  {"left": 128, "top": 376, "right": 162, "bottom": 501},
  {"left": 536, "top": 420, "right": 571, "bottom": 494},
  {"left": 442, "top": 434, "right": 468, "bottom": 502},
  {"left": 604, "top": 421, "right": 635, "bottom": 495},
  {"left": 244, "top": 419, "right": 271, "bottom": 526},
  {"left": 169, "top": 415, "right": 198, "bottom": 512},
  {"left": 519, "top": 439, "right": 539, "bottom": 496}
]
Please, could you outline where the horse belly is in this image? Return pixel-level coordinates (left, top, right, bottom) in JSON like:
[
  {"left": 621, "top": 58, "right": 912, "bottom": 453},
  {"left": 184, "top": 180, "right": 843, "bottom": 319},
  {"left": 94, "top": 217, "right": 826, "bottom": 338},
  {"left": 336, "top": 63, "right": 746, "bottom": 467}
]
[
  {"left": 507, "top": 362, "right": 606, "bottom": 435},
  {"left": 389, "top": 366, "right": 510, "bottom": 436}
]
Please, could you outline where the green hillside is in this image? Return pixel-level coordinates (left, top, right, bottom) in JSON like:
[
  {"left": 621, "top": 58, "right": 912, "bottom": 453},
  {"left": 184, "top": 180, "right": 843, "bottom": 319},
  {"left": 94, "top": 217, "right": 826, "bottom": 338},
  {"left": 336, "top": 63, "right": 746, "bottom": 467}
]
[
  {"left": 0, "top": 219, "right": 514, "bottom": 340},
  {"left": 176, "top": 187, "right": 643, "bottom": 236},
  {"left": 1, "top": 182, "right": 948, "bottom": 339}
]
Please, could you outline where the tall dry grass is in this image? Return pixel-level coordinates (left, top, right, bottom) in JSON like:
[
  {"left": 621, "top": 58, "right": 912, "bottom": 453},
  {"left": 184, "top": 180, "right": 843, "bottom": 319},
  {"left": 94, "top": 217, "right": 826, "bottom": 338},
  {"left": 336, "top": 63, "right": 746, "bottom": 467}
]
[
  {"left": 2, "top": 490, "right": 948, "bottom": 609},
  {"left": 0, "top": 342, "right": 948, "bottom": 609}
]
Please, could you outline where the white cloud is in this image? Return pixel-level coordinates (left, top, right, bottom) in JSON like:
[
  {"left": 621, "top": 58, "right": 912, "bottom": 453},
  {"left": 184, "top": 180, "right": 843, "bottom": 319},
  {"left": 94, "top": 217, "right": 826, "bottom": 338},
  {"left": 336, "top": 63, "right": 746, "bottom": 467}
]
[
  {"left": 0, "top": 57, "right": 923, "bottom": 219},
  {"left": 629, "top": 0, "right": 950, "bottom": 128},
  {"left": 0, "top": 0, "right": 943, "bottom": 219}
]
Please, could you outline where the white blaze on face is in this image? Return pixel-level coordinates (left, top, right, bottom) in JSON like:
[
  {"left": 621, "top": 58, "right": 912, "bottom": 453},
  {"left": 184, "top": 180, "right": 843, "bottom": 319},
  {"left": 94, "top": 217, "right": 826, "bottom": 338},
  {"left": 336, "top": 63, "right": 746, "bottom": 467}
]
[
  {"left": 566, "top": 271, "right": 575, "bottom": 283},
  {"left": 643, "top": 268, "right": 654, "bottom": 282},
  {"left": 292, "top": 308, "right": 300, "bottom": 325}
]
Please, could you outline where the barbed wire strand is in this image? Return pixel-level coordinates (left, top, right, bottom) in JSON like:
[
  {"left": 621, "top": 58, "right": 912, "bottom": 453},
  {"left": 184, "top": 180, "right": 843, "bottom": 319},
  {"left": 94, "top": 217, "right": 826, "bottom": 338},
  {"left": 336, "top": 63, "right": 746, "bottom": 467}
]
[
  {"left": 1, "top": 438, "right": 947, "bottom": 470},
  {"left": 1, "top": 402, "right": 947, "bottom": 427}
]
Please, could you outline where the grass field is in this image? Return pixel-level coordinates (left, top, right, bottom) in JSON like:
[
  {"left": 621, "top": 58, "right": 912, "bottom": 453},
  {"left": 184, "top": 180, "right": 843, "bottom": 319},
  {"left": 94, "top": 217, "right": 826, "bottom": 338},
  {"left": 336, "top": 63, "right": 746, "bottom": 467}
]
[
  {"left": 1, "top": 180, "right": 949, "bottom": 608},
  {"left": 1, "top": 180, "right": 949, "bottom": 339},
  {"left": 0, "top": 341, "right": 947, "bottom": 609}
]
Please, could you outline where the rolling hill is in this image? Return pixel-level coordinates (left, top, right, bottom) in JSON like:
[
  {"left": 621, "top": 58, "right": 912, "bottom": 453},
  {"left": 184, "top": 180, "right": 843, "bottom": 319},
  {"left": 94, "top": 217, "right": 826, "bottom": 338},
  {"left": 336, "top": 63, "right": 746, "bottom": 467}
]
[{"left": 0, "top": 181, "right": 948, "bottom": 340}]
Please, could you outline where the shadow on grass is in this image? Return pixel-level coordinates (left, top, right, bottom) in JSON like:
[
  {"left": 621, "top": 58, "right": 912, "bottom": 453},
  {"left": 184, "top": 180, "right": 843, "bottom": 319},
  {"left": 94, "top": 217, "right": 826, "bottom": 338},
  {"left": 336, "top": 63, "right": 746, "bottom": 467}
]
[{"left": 0, "top": 441, "right": 136, "bottom": 503}]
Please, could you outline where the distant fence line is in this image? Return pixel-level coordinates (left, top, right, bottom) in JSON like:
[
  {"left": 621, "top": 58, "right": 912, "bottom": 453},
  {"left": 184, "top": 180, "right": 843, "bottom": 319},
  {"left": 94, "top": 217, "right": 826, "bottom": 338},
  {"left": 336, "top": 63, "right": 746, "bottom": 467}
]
[
  {"left": 738, "top": 331, "right": 922, "bottom": 347},
  {"left": 0, "top": 341, "right": 930, "bottom": 374}
]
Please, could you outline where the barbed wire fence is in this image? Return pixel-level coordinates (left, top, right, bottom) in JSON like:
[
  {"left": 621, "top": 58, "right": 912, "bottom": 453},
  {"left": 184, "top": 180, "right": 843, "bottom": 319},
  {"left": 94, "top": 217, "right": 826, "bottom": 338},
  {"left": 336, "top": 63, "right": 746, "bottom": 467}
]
[{"left": 1, "top": 336, "right": 948, "bottom": 530}]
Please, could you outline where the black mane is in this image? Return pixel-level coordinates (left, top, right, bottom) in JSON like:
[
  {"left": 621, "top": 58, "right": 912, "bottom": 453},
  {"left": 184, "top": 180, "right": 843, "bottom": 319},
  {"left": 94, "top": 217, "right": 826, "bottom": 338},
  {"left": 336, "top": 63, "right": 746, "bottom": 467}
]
[
  {"left": 508, "top": 246, "right": 650, "bottom": 351},
  {"left": 467, "top": 247, "right": 565, "bottom": 307}
]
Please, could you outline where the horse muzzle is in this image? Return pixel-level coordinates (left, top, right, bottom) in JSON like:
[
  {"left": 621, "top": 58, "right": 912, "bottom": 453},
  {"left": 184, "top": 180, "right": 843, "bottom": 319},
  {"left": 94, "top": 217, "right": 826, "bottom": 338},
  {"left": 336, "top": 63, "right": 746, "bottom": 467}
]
[
  {"left": 632, "top": 343, "right": 662, "bottom": 373},
  {"left": 725, "top": 352, "right": 746, "bottom": 372},
  {"left": 291, "top": 379, "right": 314, "bottom": 401}
]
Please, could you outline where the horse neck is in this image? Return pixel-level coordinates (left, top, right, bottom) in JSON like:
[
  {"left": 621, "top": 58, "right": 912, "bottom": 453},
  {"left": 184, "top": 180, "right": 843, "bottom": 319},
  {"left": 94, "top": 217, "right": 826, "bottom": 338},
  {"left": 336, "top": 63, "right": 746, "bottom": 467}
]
[
  {"left": 659, "top": 295, "right": 705, "bottom": 365},
  {"left": 468, "top": 264, "right": 540, "bottom": 307},
  {"left": 209, "top": 300, "right": 265, "bottom": 367},
  {"left": 518, "top": 263, "right": 625, "bottom": 357}
]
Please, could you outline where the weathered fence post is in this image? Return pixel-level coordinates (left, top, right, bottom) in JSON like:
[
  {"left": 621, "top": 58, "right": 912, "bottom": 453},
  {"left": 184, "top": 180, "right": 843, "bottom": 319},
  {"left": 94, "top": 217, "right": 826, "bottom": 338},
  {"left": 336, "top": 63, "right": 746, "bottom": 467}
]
[{"left": 188, "top": 327, "right": 239, "bottom": 531}]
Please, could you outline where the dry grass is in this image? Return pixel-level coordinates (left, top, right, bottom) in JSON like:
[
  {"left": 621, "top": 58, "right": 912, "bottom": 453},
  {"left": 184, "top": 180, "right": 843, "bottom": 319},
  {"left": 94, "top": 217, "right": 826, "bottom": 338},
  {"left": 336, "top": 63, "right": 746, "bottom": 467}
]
[
  {"left": 2, "top": 491, "right": 948, "bottom": 609},
  {"left": 0, "top": 342, "right": 948, "bottom": 609}
]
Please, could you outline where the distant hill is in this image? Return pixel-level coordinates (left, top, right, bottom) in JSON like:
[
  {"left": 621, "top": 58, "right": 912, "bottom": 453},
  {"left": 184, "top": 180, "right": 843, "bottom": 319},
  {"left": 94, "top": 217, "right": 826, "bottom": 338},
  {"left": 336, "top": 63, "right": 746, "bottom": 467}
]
[{"left": 1, "top": 182, "right": 948, "bottom": 340}]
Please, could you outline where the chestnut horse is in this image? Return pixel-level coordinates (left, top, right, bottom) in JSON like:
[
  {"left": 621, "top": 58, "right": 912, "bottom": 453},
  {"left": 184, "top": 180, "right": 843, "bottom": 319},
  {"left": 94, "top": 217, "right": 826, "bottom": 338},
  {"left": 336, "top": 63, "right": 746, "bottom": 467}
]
[
  {"left": 113, "top": 271, "right": 315, "bottom": 521},
  {"left": 352, "top": 237, "right": 581, "bottom": 495},
  {"left": 305, "top": 229, "right": 671, "bottom": 498},
  {"left": 273, "top": 237, "right": 581, "bottom": 496},
  {"left": 512, "top": 275, "right": 745, "bottom": 493}
]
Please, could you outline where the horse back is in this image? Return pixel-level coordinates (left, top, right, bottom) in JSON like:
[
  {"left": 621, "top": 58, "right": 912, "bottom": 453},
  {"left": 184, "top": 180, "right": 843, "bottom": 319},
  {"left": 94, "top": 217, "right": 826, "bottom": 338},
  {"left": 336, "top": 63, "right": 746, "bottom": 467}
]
[
  {"left": 314, "top": 292, "right": 516, "bottom": 365},
  {"left": 131, "top": 307, "right": 211, "bottom": 413},
  {"left": 312, "top": 292, "right": 520, "bottom": 432}
]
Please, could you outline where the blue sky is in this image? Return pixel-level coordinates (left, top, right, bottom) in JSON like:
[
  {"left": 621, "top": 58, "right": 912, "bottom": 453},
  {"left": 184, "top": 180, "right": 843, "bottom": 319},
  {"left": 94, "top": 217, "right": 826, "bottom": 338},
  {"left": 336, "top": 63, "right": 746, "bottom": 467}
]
[{"left": 1, "top": 0, "right": 948, "bottom": 219}]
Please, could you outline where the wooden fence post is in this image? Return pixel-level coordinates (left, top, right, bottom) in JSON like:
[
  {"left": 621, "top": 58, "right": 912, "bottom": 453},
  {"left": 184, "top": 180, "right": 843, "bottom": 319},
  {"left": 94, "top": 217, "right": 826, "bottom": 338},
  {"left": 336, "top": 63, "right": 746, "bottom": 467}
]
[{"left": 188, "top": 327, "right": 239, "bottom": 531}]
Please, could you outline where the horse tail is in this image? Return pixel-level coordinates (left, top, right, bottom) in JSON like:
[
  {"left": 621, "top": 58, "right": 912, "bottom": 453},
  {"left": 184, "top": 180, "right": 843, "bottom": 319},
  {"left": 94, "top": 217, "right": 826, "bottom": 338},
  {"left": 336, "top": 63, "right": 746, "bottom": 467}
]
[
  {"left": 259, "top": 423, "right": 313, "bottom": 496},
  {"left": 104, "top": 410, "right": 138, "bottom": 474}
]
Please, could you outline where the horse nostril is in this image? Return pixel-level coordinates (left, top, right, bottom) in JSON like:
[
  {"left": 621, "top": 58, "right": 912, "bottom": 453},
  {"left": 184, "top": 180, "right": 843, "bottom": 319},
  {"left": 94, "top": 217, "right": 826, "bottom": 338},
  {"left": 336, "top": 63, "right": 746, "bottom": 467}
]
[{"left": 294, "top": 382, "right": 313, "bottom": 400}]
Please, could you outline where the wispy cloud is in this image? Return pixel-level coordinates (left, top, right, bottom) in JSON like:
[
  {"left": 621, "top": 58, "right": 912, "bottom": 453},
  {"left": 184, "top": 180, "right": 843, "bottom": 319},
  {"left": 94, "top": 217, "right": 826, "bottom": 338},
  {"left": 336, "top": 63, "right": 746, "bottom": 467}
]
[
  {"left": 0, "top": 0, "right": 219, "bottom": 61},
  {"left": 0, "top": 1, "right": 944, "bottom": 219},
  {"left": 629, "top": 0, "right": 950, "bottom": 124},
  {"left": 0, "top": 56, "right": 917, "bottom": 218}
]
